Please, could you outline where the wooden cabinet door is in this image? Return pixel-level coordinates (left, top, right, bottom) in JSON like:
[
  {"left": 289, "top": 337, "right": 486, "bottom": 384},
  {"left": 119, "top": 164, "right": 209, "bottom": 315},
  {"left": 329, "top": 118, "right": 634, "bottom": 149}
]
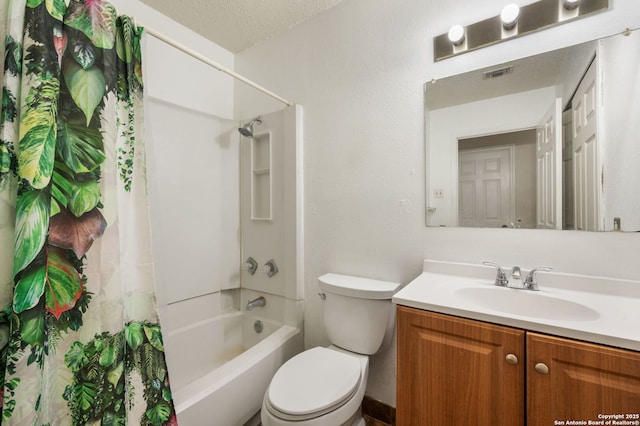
[
  {"left": 396, "top": 307, "right": 525, "bottom": 426},
  {"left": 527, "top": 332, "right": 640, "bottom": 426}
]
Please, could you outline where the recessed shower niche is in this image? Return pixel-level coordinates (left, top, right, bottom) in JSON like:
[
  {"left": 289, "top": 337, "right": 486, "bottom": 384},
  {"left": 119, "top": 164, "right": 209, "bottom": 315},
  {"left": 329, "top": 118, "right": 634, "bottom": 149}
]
[{"left": 251, "top": 132, "right": 272, "bottom": 220}]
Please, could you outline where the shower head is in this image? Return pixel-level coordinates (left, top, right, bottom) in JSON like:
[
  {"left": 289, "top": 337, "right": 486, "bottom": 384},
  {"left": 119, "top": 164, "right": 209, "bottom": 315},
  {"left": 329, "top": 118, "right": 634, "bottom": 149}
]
[{"left": 238, "top": 117, "right": 262, "bottom": 138}]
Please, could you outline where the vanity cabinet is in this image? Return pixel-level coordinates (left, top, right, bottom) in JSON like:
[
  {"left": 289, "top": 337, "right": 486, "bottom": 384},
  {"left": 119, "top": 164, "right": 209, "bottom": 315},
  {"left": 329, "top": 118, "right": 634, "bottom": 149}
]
[
  {"left": 396, "top": 306, "right": 640, "bottom": 426},
  {"left": 527, "top": 332, "right": 640, "bottom": 426},
  {"left": 396, "top": 306, "right": 525, "bottom": 426}
]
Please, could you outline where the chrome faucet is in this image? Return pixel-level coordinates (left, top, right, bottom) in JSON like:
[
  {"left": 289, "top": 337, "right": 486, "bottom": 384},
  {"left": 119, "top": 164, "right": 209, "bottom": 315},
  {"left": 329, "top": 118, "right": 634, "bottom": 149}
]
[
  {"left": 522, "top": 267, "right": 552, "bottom": 291},
  {"left": 246, "top": 296, "right": 266, "bottom": 311},
  {"left": 483, "top": 262, "right": 509, "bottom": 287},
  {"left": 484, "top": 262, "right": 551, "bottom": 291}
]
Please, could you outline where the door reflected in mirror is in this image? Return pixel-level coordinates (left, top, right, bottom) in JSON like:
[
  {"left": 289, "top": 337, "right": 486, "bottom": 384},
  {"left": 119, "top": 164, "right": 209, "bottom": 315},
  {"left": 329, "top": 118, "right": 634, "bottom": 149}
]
[
  {"left": 425, "top": 29, "right": 640, "bottom": 232},
  {"left": 458, "top": 130, "right": 536, "bottom": 228}
]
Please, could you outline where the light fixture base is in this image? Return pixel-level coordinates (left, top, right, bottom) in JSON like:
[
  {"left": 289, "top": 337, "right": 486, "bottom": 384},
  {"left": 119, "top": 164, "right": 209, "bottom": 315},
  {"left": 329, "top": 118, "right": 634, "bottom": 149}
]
[{"left": 434, "top": 0, "right": 608, "bottom": 61}]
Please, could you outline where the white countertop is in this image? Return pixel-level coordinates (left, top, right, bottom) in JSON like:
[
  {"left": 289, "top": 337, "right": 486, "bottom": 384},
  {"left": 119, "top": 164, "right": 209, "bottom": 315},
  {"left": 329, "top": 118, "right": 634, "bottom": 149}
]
[{"left": 393, "top": 260, "right": 640, "bottom": 351}]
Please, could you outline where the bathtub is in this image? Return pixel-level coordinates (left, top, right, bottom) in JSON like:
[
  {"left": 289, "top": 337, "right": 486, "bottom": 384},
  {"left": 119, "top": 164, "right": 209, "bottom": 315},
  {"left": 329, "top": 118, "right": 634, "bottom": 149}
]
[{"left": 164, "top": 311, "right": 302, "bottom": 425}]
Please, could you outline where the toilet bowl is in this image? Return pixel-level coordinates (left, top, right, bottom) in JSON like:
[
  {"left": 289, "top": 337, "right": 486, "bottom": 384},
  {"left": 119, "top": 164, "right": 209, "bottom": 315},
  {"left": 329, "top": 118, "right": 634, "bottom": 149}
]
[{"left": 261, "top": 273, "right": 400, "bottom": 426}]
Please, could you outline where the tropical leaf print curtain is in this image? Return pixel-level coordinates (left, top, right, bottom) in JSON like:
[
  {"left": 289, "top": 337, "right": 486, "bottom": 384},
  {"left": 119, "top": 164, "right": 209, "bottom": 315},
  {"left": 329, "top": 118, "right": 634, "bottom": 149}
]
[{"left": 0, "top": 0, "right": 176, "bottom": 424}]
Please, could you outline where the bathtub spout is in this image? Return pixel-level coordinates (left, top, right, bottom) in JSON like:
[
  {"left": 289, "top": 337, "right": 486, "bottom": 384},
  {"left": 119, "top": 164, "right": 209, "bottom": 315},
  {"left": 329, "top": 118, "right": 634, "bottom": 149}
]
[{"left": 246, "top": 296, "right": 266, "bottom": 311}]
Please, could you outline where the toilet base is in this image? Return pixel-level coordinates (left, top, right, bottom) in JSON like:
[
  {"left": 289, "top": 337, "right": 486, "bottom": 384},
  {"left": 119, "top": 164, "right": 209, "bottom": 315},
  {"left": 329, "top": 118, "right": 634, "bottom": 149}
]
[
  {"left": 344, "top": 409, "right": 363, "bottom": 426},
  {"left": 348, "top": 410, "right": 366, "bottom": 426},
  {"left": 351, "top": 417, "right": 366, "bottom": 426}
]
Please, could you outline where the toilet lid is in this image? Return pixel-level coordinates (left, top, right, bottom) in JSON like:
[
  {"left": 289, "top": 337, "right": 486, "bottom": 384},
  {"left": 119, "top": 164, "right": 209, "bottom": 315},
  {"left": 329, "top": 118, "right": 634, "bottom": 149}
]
[{"left": 267, "top": 347, "right": 362, "bottom": 417}]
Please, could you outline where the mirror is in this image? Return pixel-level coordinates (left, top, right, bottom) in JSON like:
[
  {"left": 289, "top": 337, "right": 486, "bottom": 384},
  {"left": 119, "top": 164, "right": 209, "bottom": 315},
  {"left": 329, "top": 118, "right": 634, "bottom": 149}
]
[{"left": 425, "top": 29, "right": 640, "bottom": 232}]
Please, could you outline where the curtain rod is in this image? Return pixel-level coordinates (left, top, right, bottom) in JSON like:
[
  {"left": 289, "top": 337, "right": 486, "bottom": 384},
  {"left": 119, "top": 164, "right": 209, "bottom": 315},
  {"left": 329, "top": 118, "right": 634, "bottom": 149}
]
[{"left": 141, "top": 25, "right": 293, "bottom": 107}]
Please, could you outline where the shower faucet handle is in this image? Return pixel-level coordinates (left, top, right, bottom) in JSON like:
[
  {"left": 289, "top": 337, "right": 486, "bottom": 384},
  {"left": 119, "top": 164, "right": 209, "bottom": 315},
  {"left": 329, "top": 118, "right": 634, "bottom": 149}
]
[
  {"left": 242, "top": 257, "right": 258, "bottom": 275},
  {"left": 261, "top": 260, "right": 278, "bottom": 277}
]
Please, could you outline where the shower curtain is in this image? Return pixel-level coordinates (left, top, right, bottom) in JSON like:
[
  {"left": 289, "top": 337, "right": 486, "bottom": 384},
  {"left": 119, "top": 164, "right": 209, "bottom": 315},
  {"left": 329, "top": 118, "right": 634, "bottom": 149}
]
[{"left": 0, "top": 0, "right": 176, "bottom": 424}]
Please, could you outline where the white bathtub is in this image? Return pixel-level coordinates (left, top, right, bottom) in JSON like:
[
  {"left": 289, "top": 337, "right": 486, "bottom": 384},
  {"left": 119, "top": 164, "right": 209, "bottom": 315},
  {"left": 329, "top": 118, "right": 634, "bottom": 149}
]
[{"left": 164, "top": 311, "right": 301, "bottom": 425}]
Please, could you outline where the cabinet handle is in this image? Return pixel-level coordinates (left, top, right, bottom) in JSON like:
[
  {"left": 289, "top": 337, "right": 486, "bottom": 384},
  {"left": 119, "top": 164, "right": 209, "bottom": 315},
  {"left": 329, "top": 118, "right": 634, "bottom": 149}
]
[
  {"left": 535, "top": 363, "right": 550, "bottom": 374},
  {"left": 505, "top": 354, "right": 518, "bottom": 365}
]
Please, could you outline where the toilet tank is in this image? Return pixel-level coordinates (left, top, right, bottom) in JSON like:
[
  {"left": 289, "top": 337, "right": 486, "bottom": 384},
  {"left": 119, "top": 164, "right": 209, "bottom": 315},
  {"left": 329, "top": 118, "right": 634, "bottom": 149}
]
[{"left": 319, "top": 273, "right": 401, "bottom": 355}]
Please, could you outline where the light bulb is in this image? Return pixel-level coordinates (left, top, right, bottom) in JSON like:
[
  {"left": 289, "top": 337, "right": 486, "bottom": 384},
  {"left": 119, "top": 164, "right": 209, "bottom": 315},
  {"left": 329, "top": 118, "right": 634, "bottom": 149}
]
[
  {"left": 501, "top": 3, "right": 520, "bottom": 30},
  {"left": 448, "top": 25, "right": 465, "bottom": 46},
  {"left": 563, "top": 0, "right": 580, "bottom": 10}
]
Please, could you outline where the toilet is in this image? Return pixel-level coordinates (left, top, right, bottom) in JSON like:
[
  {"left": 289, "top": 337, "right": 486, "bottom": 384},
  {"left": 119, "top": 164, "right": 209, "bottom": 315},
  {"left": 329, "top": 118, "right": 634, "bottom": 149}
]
[{"left": 261, "top": 273, "right": 401, "bottom": 426}]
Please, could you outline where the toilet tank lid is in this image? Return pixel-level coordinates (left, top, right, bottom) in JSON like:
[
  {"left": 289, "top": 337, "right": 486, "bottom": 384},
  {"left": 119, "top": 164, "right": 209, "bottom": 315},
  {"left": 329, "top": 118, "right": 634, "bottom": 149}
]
[{"left": 318, "top": 273, "right": 401, "bottom": 299}]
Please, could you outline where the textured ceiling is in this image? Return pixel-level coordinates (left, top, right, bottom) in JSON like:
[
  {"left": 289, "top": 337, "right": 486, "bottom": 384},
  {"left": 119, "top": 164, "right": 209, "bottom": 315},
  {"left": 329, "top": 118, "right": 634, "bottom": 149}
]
[{"left": 139, "top": 0, "right": 347, "bottom": 53}]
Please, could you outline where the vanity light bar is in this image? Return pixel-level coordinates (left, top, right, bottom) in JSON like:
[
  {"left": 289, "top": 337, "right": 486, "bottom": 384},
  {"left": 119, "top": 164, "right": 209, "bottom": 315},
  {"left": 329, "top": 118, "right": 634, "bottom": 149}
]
[{"left": 434, "top": 0, "right": 609, "bottom": 61}]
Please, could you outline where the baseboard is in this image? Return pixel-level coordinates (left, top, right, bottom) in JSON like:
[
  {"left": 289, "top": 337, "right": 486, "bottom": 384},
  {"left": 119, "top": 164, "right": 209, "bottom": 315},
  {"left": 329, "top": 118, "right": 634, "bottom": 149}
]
[{"left": 362, "top": 395, "right": 396, "bottom": 426}]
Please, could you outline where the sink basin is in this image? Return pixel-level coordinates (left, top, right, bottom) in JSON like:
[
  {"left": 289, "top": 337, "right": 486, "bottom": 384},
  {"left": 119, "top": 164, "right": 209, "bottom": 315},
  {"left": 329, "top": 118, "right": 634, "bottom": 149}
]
[
  {"left": 454, "top": 287, "right": 600, "bottom": 321},
  {"left": 393, "top": 261, "right": 640, "bottom": 351}
]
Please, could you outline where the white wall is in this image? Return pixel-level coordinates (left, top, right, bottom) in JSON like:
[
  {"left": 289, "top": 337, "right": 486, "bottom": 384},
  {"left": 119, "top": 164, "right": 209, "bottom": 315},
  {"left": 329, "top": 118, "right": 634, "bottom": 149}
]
[{"left": 235, "top": 0, "right": 640, "bottom": 407}]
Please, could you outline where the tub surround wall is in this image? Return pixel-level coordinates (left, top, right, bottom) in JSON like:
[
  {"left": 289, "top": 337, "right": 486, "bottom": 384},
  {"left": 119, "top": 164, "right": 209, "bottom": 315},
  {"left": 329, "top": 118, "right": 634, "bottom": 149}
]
[
  {"left": 145, "top": 101, "right": 239, "bottom": 303},
  {"left": 240, "top": 105, "right": 305, "bottom": 333},
  {"left": 241, "top": 106, "right": 305, "bottom": 300},
  {"left": 160, "top": 290, "right": 240, "bottom": 335},
  {"left": 235, "top": 0, "right": 640, "bottom": 407},
  {"left": 110, "top": 0, "right": 241, "bottom": 328},
  {"left": 241, "top": 288, "right": 303, "bottom": 332}
]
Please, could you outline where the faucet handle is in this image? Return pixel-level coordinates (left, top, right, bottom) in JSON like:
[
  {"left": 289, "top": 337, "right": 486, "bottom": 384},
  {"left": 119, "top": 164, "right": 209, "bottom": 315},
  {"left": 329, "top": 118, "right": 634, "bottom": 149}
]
[
  {"left": 523, "top": 267, "right": 552, "bottom": 290},
  {"left": 242, "top": 257, "right": 258, "bottom": 275},
  {"left": 261, "top": 260, "right": 279, "bottom": 277},
  {"left": 483, "top": 262, "right": 509, "bottom": 287}
]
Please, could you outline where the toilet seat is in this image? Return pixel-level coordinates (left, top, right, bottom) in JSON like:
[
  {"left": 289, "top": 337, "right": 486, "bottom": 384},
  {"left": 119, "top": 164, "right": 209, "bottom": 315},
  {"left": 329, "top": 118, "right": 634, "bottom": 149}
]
[{"left": 266, "top": 347, "right": 363, "bottom": 421}]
